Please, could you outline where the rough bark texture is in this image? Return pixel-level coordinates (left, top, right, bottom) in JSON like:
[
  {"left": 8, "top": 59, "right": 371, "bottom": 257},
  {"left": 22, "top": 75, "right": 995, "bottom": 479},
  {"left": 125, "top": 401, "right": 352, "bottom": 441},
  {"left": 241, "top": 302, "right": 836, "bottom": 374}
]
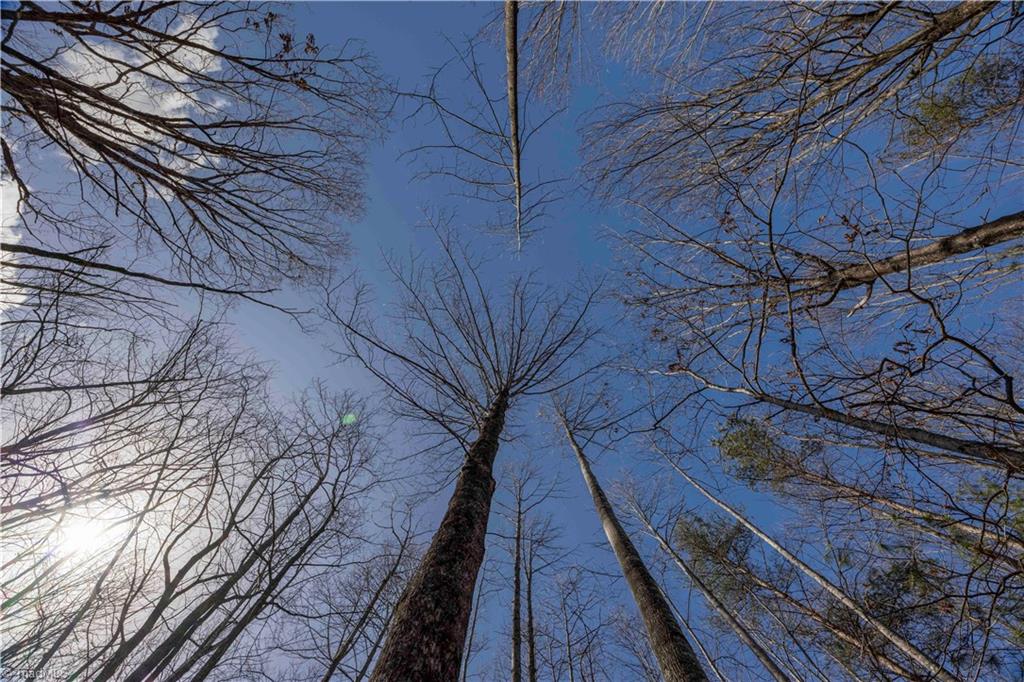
[
  {"left": 563, "top": 425, "right": 708, "bottom": 682},
  {"left": 370, "top": 394, "right": 508, "bottom": 681}
]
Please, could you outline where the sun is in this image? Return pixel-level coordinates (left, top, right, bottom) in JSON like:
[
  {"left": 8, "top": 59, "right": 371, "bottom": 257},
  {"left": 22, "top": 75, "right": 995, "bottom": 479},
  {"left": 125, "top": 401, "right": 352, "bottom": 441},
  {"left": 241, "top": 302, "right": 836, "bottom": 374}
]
[{"left": 55, "top": 517, "right": 119, "bottom": 558}]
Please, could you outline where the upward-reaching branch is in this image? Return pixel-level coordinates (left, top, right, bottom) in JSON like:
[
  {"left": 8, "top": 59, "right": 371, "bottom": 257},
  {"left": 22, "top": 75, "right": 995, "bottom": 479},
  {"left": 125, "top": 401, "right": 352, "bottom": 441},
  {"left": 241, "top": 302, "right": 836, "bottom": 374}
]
[
  {"left": 2, "top": 2, "right": 390, "bottom": 296},
  {"left": 505, "top": 0, "right": 523, "bottom": 252}
]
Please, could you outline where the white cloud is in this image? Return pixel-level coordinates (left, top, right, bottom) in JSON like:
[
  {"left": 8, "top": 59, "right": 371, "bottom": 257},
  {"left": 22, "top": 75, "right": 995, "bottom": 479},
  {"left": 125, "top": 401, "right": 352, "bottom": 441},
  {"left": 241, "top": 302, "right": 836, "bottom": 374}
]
[
  {"left": 1, "top": 177, "right": 22, "bottom": 234},
  {"left": 56, "top": 14, "right": 224, "bottom": 173},
  {"left": 1, "top": 178, "right": 26, "bottom": 311}
]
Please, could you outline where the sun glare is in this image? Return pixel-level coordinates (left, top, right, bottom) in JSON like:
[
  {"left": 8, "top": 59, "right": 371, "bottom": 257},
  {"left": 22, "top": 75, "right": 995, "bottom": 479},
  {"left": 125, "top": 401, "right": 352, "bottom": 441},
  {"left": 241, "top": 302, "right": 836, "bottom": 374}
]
[{"left": 55, "top": 518, "right": 119, "bottom": 558}]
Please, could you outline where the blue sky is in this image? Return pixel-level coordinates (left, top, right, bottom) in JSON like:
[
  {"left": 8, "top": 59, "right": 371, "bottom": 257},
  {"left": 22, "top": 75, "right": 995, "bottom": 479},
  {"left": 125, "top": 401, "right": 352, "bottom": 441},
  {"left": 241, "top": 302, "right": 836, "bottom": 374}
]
[
  {"left": 223, "top": 3, "right": 790, "bottom": 676},
  {"left": 234, "top": 2, "right": 624, "bottom": 400},
  {"left": 197, "top": 3, "right": 1022, "bottom": 677},
  {"left": 3, "top": 3, "right": 1020, "bottom": 679}
]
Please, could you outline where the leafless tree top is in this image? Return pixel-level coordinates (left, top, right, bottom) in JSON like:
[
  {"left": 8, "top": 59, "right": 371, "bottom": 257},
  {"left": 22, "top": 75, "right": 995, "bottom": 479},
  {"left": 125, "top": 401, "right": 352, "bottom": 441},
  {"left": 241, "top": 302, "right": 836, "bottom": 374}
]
[
  {"left": 2, "top": 1, "right": 391, "bottom": 291},
  {"left": 326, "top": 227, "right": 598, "bottom": 455}
]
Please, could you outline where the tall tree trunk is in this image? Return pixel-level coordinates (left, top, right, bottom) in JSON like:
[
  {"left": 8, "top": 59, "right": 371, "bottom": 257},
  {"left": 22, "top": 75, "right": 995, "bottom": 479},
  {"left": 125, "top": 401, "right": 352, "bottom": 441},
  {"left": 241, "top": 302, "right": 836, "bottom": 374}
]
[
  {"left": 668, "top": 460, "right": 958, "bottom": 682},
  {"left": 370, "top": 393, "right": 508, "bottom": 681},
  {"left": 504, "top": 0, "right": 523, "bottom": 251},
  {"left": 630, "top": 505, "right": 791, "bottom": 682},
  {"left": 525, "top": 544, "right": 538, "bottom": 682},
  {"left": 512, "top": 501, "right": 523, "bottom": 682},
  {"left": 731, "top": 558, "right": 920, "bottom": 680},
  {"left": 561, "top": 420, "right": 708, "bottom": 682}
]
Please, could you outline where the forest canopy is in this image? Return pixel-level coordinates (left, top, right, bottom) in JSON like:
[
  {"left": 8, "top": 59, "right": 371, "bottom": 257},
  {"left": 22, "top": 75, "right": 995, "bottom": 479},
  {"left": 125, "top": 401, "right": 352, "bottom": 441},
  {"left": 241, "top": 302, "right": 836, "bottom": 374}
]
[{"left": 1, "top": 2, "right": 1021, "bottom": 681}]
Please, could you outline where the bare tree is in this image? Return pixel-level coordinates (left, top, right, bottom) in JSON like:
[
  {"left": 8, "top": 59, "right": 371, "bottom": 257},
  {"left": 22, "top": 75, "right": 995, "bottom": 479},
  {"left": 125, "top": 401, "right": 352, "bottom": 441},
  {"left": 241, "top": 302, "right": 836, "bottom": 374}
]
[
  {"left": 504, "top": 0, "right": 523, "bottom": 251},
  {"left": 623, "top": 484, "right": 793, "bottom": 682},
  {"left": 553, "top": 392, "right": 708, "bottom": 682},
  {"left": 588, "top": 1, "right": 1023, "bottom": 485},
  {"left": 459, "top": 555, "right": 500, "bottom": 682},
  {"left": 587, "top": 2, "right": 1021, "bottom": 209},
  {"left": 492, "top": 459, "right": 563, "bottom": 682},
  {"left": 2, "top": 1, "right": 390, "bottom": 300},
  {"left": 0, "top": 8, "right": 399, "bottom": 677},
  {"left": 521, "top": 509, "right": 565, "bottom": 682},
  {"left": 538, "top": 565, "right": 615, "bottom": 682},
  {"left": 658, "top": 447, "right": 959, "bottom": 682},
  {"left": 404, "top": 37, "right": 564, "bottom": 251},
  {"left": 704, "top": 416, "right": 1024, "bottom": 679},
  {"left": 2, "top": 326, "right": 387, "bottom": 680},
  {"left": 714, "top": 416, "right": 1024, "bottom": 570},
  {"left": 312, "top": 516, "right": 421, "bottom": 682},
  {"left": 325, "top": 231, "right": 597, "bottom": 680}
]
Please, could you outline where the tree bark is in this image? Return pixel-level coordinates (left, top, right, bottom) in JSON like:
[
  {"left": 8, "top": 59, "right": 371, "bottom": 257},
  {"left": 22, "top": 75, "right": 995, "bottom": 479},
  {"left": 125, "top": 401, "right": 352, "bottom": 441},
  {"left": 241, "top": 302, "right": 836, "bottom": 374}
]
[
  {"left": 562, "top": 421, "right": 708, "bottom": 682},
  {"left": 512, "top": 501, "right": 523, "bottom": 682},
  {"left": 797, "top": 209, "right": 1024, "bottom": 297},
  {"left": 370, "top": 393, "right": 508, "bottom": 681},
  {"left": 631, "top": 507, "right": 791, "bottom": 682}
]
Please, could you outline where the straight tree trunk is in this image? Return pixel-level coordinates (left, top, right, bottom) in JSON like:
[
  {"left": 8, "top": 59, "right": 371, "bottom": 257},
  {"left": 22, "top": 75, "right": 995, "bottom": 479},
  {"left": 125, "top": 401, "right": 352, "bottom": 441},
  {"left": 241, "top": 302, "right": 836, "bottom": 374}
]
[
  {"left": 561, "top": 420, "right": 708, "bottom": 682},
  {"left": 732, "top": 558, "right": 920, "bottom": 680},
  {"left": 370, "top": 393, "right": 508, "bottom": 681},
  {"left": 504, "top": 0, "right": 523, "bottom": 251},
  {"left": 511, "top": 501, "right": 523, "bottom": 682},
  {"left": 752, "top": 392, "right": 1023, "bottom": 470},
  {"left": 630, "top": 506, "right": 791, "bottom": 682},
  {"left": 525, "top": 545, "right": 538, "bottom": 682},
  {"left": 668, "top": 460, "right": 958, "bottom": 682}
]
